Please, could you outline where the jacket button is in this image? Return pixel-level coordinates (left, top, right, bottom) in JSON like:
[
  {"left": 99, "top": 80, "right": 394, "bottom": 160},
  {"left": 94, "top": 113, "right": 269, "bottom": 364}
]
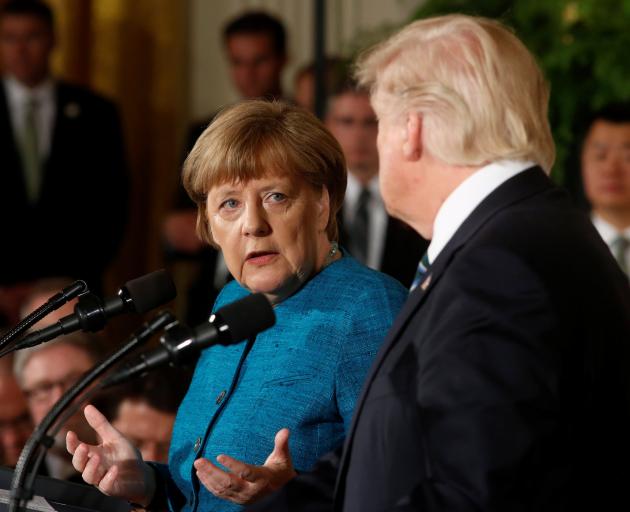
[
  {"left": 216, "top": 390, "right": 226, "bottom": 405},
  {"left": 193, "top": 437, "right": 201, "bottom": 453}
]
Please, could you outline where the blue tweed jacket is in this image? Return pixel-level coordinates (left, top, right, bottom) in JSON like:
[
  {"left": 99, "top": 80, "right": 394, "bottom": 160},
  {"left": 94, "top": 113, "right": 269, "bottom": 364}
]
[{"left": 153, "top": 255, "right": 407, "bottom": 511}]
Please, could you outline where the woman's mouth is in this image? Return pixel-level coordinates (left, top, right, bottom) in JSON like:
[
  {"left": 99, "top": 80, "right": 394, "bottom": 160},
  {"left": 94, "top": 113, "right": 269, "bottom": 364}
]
[{"left": 245, "top": 251, "right": 278, "bottom": 265}]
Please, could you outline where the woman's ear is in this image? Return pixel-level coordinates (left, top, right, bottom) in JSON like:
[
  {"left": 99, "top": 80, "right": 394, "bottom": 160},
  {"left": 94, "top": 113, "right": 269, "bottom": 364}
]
[
  {"left": 316, "top": 186, "right": 331, "bottom": 232},
  {"left": 402, "top": 112, "right": 422, "bottom": 161}
]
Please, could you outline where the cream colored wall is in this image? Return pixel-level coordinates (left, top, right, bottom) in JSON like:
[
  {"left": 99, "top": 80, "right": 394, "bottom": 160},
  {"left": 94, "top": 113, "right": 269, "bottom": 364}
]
[{"left": 188, "top": 0, "right": 422, "bottom": 122}]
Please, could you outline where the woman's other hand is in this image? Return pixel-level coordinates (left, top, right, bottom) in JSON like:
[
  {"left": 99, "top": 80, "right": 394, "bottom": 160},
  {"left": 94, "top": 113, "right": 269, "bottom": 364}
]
[
  {"left": 194, "top": 428, "right": 297, "bottom": 505},
  {"left": 66, "top": 404, "right": 156, "bottom": 507}
]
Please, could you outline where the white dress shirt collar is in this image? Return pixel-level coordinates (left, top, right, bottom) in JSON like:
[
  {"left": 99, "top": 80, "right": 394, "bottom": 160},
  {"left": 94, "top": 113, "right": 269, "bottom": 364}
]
[
  {"left": 591, "top": 213, "right": 630, "bottom": 274},
  {"left": 4, "top": 75, "right": 56, "bottom": 160},
  {"left": 4, "top": 75, "right": 55, "bottom": 108},
  {"left": 591, "top": 214, "right": 630, "bottom": 246},
  {"left": 427, "top": 159, "right": 536, "bottom": 264}
]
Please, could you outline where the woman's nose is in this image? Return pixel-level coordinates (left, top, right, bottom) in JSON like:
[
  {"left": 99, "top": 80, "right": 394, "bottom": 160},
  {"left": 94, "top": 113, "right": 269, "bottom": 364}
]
[{"left": 242, "top": 202, "right": 271, "bottom": 237}]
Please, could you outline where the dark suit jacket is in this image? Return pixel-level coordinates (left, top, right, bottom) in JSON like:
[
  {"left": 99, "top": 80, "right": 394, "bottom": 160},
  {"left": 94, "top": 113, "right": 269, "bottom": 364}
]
[
  {"left": 339, "top": 211, "right": 428, "bottom": 288},
  {"left": 0, "top": 81, "right": 128, "bottom": 290},
  {"left": 250, "top": 167, "right": 630, "bottom": 512}
]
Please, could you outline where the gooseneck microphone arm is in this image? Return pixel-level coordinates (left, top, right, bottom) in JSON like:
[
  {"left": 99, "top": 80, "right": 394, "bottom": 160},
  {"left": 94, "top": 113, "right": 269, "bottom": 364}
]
[
  {"left": 103, "top": 293, "right": 276, "bottom": 388},
  {"left": 8, "top": 310, "right": 176, "bottom": 512},
  {"left": 2, "top": 269, "right": 176, "bottom": 357},
  {"left": 0, "top": 280, "right": 88, "bottom": 354}
]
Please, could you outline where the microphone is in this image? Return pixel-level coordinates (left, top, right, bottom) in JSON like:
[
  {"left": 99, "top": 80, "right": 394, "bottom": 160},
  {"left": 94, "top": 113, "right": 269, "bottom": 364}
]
[
  {"left": 10, "top": 270, "right": 176, "bottom": 352},
  {"left": 0, "top": 280, "right": 88, "bottom": 353},
  {"left": 103, "top": 293, "right": 275, "bottom": 387},
  {"left": 42, "top": 280, "right": 89, "bottom": 309}
]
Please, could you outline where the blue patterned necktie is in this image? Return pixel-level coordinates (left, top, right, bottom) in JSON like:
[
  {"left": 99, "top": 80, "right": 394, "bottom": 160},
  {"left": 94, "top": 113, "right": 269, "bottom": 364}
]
[{"left": 410, "top": 252, "right": 430, "bottom": 291}]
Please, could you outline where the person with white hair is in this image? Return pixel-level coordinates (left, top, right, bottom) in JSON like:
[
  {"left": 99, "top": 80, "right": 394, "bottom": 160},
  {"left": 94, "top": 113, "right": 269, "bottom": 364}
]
[
  {"left": 0, "top": 367, "right": 32, "bottom": 467},
  {"left": 13, "top": 333, "right": 104, "bottom": 481},
  {"left": 248, "top": 14, "right": 630, "bottom": 512}
]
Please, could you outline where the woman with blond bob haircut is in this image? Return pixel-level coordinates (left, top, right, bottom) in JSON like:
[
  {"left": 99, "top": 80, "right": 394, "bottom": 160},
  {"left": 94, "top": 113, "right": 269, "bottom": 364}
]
[
  {"left": 357, "top": 14, "right": 556, "bottom": 173},
  {"left": 66, "top": 100, "right": 407, "bottom": 512},
  {"left": 184, "top": 100, "right": 348, "bottom": 246}
]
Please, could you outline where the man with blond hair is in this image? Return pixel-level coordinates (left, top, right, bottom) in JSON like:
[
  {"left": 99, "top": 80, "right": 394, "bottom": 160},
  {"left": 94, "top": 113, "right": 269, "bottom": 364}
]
[{"left": 249, "top": 14, "right": 630, "bottom": 512}]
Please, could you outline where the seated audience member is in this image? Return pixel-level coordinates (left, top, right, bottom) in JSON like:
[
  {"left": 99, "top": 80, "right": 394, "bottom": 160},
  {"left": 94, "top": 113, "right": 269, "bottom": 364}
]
[
  {"left": 13, "top": 333, "right": 104, "bottom": 480},
  {"left": 163, "top": 11, "right": 288, "bottom": 325},
  {"left": 66, "top": 100, "right": 408, "bottom": 511},
  {"left": 581, "top": 103, "right": 630, "bottom": 276},
  {"left": 0, "top": 0, "right": 128, "bottom": 325},
  {"left": 324, "top": 78, "right": 428, "bottom": 287},
  {"left": 101, "top": 370, "right": 188, "bottom": 464},
  {"left": 0, "top": 368, "right": 32, "bottom": 467}
]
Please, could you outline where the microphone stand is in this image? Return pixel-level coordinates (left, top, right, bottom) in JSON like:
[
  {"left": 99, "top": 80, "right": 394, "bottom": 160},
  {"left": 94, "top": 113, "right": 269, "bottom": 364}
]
[
  {"left": 0, "top": 280, "right": 88, "bottom": 354},
  {"left": 8, "top": 310, "right": 176, "bottom": 512}
]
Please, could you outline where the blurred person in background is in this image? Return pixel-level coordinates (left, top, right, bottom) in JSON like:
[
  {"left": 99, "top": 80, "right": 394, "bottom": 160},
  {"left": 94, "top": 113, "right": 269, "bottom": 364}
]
[
  {"left": 14, "top": 332, "right": 104, "bottom": 481},
  {"left": 98, "top": 369, "right": 189, "bottom": 464},
  {"left": 0, "top": 366, "right": 32, "bottom": 467},
  {"left": 164, "top": 11, "right": 288, "bottom": 326},
  {"left": 581, "top": 103, "right": 630, "bottom": 276},
  {"left": 324, "top": 78, "right": 427, "bottom": 287},
  {"left": 221, "top": 10, "right": 287, "bottom": 103},
  {"left": 0, "top": 0, "right": 128, "bottom": 326}
]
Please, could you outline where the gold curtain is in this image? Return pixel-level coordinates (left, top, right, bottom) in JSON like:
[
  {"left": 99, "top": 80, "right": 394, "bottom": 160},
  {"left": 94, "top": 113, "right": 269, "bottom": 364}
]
[{"left": 47, "top": 0, "right": 189, "bottom": 296}]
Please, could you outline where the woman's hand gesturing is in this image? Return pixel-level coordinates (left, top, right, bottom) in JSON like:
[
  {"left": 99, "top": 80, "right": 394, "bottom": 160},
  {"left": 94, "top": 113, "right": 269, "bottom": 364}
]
[
  {"left": 66, "top": 405, "right": 156, "bottom": 507},
  {"left": 194, "top": 428, "right": 296, "bottom": 505}
]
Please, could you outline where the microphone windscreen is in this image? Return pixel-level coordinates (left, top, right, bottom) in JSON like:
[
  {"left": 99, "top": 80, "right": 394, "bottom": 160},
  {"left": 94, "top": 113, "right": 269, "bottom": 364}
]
[
  {"left": 124, "top": 269, "right": 177, "bottom": 313},
  {"left": 215, "top": 293, "right": 275, "bottom": 342}
]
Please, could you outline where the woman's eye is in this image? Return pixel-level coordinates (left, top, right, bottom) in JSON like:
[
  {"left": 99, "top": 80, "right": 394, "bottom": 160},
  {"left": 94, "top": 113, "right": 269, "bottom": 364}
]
[
  {"left": 268, "top": 192, "right": 287, "bottom": 203},
  {"left": 220, "top": 199, "right": 239, "bottom": 209}
]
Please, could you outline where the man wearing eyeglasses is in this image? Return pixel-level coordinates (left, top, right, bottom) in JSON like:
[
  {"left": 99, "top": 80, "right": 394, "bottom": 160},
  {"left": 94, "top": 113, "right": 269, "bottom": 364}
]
[
  {"left": 12, "top": 333, "right": 104, "bottom": 481},
  {"left": 0, "top": 368, "right": 32, "bottom": 467}
]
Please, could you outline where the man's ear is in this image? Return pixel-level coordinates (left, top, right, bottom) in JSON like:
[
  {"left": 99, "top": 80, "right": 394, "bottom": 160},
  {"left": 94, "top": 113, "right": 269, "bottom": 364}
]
[
  {"left": 402, "top": 112, "right": 422, "bottom": 161},
  {"left": 316, "top": 186, "right": 331, "bottom": 232}
]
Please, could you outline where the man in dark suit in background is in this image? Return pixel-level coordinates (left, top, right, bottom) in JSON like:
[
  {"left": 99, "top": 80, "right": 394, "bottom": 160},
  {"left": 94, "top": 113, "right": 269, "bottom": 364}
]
[
  {"left": 581, "top": 103, "right": 630, "bottom": 277},
  {"left": 324, "top": 79, "right": 427, "bottom": 287},
  {"left": 249, "top": 14, "right": 630, "bottom": 512},
  {"left": 0, "top": 0, "right": 128, "bottom": 324}
]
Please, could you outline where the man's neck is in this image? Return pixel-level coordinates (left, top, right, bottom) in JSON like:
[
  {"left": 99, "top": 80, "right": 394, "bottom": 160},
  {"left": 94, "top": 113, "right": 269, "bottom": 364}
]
[
  {"left": 349, "top": 167, "right": 378, "bottom": 187},
  {"left": 6, "top": 73, "right": 53, "bottom": 91},
  {"left": 11, "top": 70, "right": 51, "bottom": 89},
  {"left": 593, "top": 208, "right": 630, "bottom": 231}
]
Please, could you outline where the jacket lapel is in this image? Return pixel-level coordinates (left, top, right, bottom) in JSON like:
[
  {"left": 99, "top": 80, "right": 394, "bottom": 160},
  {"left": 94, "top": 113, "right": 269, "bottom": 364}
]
[
  {"left": 41, "top": 83, "right": 68, "bottom": 193},
  {"left": 0, "top": 83, "right": 26, "bottom": 197},
  {"left": 334, "top": 166, "right": 554, "bottom": 507}
]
